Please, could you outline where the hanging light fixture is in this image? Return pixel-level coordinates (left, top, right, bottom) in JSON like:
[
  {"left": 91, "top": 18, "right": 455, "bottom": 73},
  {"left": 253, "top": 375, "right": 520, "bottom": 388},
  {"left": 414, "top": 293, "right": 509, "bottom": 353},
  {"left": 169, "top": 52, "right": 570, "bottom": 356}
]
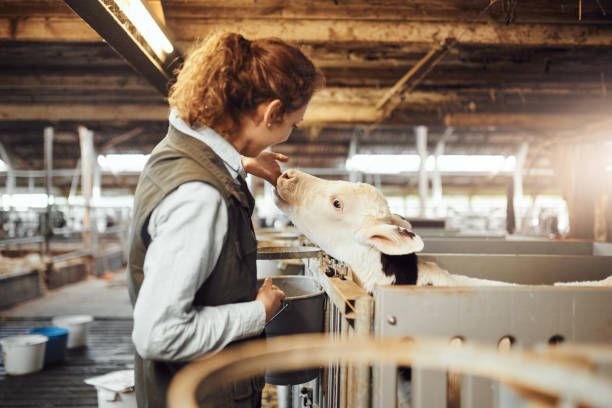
[{"left": 64, "top": 0, "right": 182, "bottom": 95}]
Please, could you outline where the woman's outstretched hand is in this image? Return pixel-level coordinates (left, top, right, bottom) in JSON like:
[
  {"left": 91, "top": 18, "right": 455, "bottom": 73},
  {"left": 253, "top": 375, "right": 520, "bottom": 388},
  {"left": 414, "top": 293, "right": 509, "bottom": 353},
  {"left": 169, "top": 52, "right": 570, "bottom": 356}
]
[{"left": 242, "top": 151, "right": 289, "bottom": 186}]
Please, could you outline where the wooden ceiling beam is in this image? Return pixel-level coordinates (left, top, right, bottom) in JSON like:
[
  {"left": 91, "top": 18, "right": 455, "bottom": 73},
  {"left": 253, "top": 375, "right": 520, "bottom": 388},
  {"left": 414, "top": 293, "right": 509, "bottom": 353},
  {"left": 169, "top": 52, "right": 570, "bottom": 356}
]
[
  {"left": 0, "top": 73, "right": 155, "bottom": 91},
  {"left": 444, "top": 113, "right": 608, "bottom": 130},
  {"left": 0, "top": 16, "right": 100, "bottom": 41},
  {"left": 98, "top": 127, "right": 145, "bottom": 153},
  {"left": 166, "top": 19, "right": 612, "bottom": 47},
  {"left": 0, "top": 104, "right": 170, "bottom": 121},
  {"left": 0, "top": 102, "right": 381, "bottom": 125},
  {"left": 302, "top": 103, "right": 382, "bottom": 125},
  {"left": 375, "top": 39, "right": 455, "bottom": 120},
  {"left": 2, "top": 17, "right": 612, "bottom": 47}
]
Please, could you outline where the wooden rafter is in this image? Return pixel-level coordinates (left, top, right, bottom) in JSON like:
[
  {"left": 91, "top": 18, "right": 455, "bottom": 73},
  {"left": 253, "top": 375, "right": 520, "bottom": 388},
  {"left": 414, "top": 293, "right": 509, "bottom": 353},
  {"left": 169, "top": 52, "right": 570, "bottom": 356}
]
[
  {"left": 444, "top": 113, "right": 608, "bottom": 130},
  {"left": 0, "top": 104, "right": 169, "bottom": 121},
  {"left": 98, "top": 127, "right": 144, "bottom": 153},
  {"left": 375, "top": 39, "right": 455, "bottom": 120},
  {"left": 2, "top": 17, "right": 612, "bottom": 47}
]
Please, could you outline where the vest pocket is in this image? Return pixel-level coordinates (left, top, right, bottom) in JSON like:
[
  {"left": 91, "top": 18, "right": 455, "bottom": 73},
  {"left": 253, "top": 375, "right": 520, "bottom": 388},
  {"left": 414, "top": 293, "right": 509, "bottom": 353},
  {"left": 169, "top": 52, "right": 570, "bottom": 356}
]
[{"left": 235, "top": 229, "right": 257, "bottom": 260}]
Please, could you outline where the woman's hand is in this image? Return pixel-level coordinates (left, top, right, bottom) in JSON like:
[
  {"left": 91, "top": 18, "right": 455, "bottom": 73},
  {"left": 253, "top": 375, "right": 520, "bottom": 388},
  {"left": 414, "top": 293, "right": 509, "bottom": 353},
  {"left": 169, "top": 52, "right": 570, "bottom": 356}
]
[
  {"left": 256, "top": 278, "right": 286, "bottom": 322},
  {"left": 242, "top": 151, "right": 289, "bottom": 186}
]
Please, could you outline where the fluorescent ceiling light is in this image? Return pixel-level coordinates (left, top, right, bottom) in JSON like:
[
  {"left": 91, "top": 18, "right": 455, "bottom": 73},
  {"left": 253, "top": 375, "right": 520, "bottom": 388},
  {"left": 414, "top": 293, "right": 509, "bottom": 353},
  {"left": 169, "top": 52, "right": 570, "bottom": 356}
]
[
  {"left": 347, "top": 154, "right": 419, "bottom": 174},
  {"left": 0, "top": 159, "right": 7, "bottom": 171},
  {"left": 346, "top": 154, "right": 518, "bottom": 174},
  {"left": 113, "top": 0, "right": 173, "bottom": 59},
  {"left": 98, "top": 154, "right": 149, "bottom": 173},
  {"left": 2, "top": 194, "right": 49, "bottom": 210},
  {"left": 433, "top": 155, "right": 516, "bottom": 173}
]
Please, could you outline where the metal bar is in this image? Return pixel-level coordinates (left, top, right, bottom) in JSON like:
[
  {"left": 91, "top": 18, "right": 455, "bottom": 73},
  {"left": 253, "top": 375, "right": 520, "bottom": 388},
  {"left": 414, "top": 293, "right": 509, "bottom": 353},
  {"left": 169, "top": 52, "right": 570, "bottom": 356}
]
[
  {"left": 513, "top": 141, "right": 529, "bottom": 232},
  {"left": 416, "top": 126, "right": 428, "bottom": 218},
  {"left": 68, "top": 159, "right": 81, "bottom": 204},
  {"left": 51, "top": 249, "right": 93, "bottom": 263},
  {"left": 44, "top": 126, "right": 53, "bottom": 255},
  {"left": 0, "top": 236, "right": 45, "bottom": 247},
  {"left": 79, "top": 126, "right": 95, "bottom": 275}
]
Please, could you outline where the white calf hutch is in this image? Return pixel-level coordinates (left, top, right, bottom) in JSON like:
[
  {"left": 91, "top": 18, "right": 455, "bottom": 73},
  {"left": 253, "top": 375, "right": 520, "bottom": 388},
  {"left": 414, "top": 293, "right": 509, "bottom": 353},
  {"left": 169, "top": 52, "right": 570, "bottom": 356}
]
[
  {"left": 304, "top": 238, "right": 612, "bottom": 408},
  {"left": 164, "top": 235, "right": 612, "bottom": 407}
]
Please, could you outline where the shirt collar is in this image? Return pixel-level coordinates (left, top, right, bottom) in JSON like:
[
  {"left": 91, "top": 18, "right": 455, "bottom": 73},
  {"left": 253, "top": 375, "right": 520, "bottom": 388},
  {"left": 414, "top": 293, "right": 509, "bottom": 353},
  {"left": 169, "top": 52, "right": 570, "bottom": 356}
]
[{"left": 169, "top": 109, "right": 246, "bottom": 180}]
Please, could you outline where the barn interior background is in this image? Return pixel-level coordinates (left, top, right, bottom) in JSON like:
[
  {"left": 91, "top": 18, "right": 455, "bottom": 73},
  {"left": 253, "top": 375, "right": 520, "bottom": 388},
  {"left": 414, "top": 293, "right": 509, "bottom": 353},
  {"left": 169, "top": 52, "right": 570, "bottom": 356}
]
[
  {"left": 1, "top": 2, "right": 612, "bottom": 408},
  {"left": 0, "top": 0, "right": 611, "bottom": 244}
]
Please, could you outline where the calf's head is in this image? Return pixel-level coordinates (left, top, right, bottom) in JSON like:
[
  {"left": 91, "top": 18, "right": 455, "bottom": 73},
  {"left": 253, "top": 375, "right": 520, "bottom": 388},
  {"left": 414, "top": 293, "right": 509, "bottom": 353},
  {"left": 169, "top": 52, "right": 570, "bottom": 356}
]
[{"left": 275, "top": 169, "right": 424, "bottom": 291}]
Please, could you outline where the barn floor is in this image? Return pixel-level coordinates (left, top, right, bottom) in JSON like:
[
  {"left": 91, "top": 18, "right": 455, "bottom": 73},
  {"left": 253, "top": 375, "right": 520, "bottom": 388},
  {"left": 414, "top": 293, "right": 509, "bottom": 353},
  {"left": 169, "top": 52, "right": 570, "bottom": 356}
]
[
  {"left": 0, "top": 318, "right": 134, "bottom": 407},
  {"left": 0, "top": 272, "right": 279, "bottom": 407}
]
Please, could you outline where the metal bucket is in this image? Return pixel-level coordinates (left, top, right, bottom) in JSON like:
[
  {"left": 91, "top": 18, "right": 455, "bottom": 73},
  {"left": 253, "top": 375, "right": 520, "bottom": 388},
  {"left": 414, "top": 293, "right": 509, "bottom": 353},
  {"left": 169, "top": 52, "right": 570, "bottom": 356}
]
[
  {"left": 257, "top": 276, "right": 326, "bottom": 385},
  {"left": 256, "top": 259, "right": 305, "bottom": 279}
]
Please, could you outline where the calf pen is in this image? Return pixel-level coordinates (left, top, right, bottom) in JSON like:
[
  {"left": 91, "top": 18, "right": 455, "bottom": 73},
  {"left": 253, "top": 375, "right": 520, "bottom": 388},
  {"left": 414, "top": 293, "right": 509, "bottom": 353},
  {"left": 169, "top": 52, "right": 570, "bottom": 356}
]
[{"left": 304, "top": 239, "right": 612, "bottom": 408}]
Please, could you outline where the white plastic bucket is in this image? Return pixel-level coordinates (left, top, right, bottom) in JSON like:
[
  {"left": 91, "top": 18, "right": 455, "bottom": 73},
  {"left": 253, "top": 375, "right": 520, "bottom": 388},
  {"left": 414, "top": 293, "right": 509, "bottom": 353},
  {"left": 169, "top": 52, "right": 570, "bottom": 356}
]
[
  {"left": 95, "top": 388, "right": 136, "bottom": 408},
  {"left": 0, "top": 334, "right": 48, "bottom": 375},
  {"left": 52, "top": 314, "right": 94, "bottom": 349},
  {"left": 85, "top": 369, "right": 136, "bottom": 408}
]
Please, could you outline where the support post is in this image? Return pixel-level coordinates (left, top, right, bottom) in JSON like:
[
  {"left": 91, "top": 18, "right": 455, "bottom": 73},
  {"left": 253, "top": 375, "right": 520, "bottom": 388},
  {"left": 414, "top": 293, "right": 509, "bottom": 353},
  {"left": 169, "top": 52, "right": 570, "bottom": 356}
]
[
  {"left": 351, "top": 295, "right": 374, "bottom": 408},
  {"left": 0, "top": 143, "right": 15, "bottom": 209},
  {"left": 44, "top": 126, "right": 53, "bottom": 254},
  {"left": 68, "top": 159, "right": 81, "bottom": 204},
  {"left": 348, "top": 134, "right": 361, "bottom": 183},
  {"left": 79, "top": 126, "right": 96, "bottom": 275},
  {"left": 416, "top": 126, "right": 428, "bottom": 218},
  {"left": 432, "top": 130, "right": 450, "bottom": 218},
  {"left": 513, "top": 142, "right": 529, "bottom": 232}
]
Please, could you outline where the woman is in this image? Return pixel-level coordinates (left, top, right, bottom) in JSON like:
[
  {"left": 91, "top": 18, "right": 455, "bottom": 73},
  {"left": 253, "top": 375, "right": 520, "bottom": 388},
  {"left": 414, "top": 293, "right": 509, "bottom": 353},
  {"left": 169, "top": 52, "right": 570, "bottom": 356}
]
[{"left": 127, "top": 32, "right": 324, "bottom": 408}]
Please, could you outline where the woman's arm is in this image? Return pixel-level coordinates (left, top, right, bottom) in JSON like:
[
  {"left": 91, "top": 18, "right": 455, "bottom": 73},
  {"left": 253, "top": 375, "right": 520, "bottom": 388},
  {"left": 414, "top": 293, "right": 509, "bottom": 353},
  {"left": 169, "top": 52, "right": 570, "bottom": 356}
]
[{"left": 132, "top": 181, "right": 266, "bottom": 362}]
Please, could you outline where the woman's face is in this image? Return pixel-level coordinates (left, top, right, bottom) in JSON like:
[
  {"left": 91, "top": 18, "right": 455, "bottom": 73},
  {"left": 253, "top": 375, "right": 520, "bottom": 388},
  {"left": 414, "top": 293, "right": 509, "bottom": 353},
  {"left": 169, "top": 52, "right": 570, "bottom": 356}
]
[{"left": 242, "top": 102, "right": 309, "bottom": 157}]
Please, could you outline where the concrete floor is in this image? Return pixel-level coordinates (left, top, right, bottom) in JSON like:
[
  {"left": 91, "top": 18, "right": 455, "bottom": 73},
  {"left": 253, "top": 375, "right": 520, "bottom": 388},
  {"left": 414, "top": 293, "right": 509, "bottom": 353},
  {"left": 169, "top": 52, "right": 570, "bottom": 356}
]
[{"left": 0, "top": 269, "right": 133, "bottom": 319}]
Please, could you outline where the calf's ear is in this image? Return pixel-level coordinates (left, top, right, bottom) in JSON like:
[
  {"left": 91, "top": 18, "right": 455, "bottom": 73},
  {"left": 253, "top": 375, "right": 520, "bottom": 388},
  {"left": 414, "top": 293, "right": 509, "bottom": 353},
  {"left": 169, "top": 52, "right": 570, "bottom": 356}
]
[
  {"left": 358, "top": 221, "right": 424, "bottom": 255},
  {"left": 391, "top": 213, "right": 413, "bottom": 230}
]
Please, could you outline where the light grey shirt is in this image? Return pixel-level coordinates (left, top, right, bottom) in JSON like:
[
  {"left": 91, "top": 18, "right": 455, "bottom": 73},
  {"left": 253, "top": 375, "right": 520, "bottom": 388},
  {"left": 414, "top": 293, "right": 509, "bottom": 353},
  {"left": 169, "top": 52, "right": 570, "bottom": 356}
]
[{"left": 131, "top": 110, "right": 265, "bottom": 362}]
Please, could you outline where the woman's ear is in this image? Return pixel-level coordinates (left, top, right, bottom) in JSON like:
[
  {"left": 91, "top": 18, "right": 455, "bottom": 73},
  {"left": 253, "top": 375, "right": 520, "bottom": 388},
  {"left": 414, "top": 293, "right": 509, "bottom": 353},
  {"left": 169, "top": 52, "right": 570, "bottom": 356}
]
[{"left": 262, "top": 99, "right": 282, "bottom": 126}]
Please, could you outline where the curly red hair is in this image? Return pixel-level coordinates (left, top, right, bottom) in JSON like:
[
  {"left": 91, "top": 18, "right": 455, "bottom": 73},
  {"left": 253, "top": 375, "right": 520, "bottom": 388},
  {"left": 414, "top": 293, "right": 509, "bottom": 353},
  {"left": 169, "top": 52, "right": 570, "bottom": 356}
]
[{"left": 169, "top": 32, "right": 325, "bottom": 133}]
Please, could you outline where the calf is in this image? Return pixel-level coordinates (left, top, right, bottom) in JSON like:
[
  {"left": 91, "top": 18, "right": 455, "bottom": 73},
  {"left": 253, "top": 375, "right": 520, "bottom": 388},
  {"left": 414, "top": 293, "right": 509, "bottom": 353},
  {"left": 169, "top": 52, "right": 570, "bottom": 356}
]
[{"left": 275, "top": 169, "right": 610, "bottom": 292}]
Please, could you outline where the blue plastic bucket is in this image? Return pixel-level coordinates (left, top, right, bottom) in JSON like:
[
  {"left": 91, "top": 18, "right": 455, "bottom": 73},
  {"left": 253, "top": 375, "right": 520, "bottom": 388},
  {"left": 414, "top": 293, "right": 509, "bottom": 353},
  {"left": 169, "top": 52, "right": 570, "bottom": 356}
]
[{"left": 28, "top": 327, "right": 69, "bottom": 366}]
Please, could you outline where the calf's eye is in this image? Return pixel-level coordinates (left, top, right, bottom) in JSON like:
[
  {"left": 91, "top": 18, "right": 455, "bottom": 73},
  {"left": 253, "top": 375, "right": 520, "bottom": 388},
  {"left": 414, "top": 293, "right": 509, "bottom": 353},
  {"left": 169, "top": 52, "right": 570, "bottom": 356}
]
[{"left": 332, "top": 199, "right": 342, "bottom": 209}]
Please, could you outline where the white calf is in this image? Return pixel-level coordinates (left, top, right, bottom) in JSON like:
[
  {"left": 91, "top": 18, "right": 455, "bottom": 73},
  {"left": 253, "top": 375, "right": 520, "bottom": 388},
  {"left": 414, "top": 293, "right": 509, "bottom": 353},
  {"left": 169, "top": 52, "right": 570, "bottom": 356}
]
[{"left": 275, "top": 169, "right": 609, "bottom": 293}]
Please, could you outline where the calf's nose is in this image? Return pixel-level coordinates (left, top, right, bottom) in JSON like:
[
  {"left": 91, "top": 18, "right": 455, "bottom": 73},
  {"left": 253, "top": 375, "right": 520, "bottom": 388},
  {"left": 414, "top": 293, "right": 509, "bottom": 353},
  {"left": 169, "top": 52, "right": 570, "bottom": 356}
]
[{"left": 280, "top": 169, "right": 297, "bottom": 181}]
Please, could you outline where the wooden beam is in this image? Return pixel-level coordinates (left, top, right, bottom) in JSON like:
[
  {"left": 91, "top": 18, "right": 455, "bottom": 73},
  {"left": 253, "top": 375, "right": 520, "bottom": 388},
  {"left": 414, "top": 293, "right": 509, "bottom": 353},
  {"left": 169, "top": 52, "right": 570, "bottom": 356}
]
[
  {"left": 0, "top": 104, "right": 169, "bottom": 121},
  {"left": 273, "top": 143, "right": 348, "bottom": 156},
  {"left": 375, "top": 39, "right": 455, "bottom": 120},
  {"left": 312, "top": 87, "right": 459, "bottom": 106},
  {"left": 166, "top": 19, "right": 612, "bottom": 47},
  {"left": 98, "top": 127, "right": 144, "bottom": 153},
  {"left": 2, "top": 17, "right": 612, "bottom": 47},
  {"left": 161, "top": 1, "right": 611, "bottom": 24},
  {"left": 147, "top": 1, "right": 166, "bottom": 25},
  {"left": 0, "top": 103, "right": 383, "bottom": 124},
  {"left": 78, "top": 126, "right": 94, "bottom": 266},
  {"left": 302, "top": 103, "right": 382, "bottom": 125},
  {"left": 0, "top": 16, "right": 100, "bottom": 41},
  {"left": 0, "top": 73, "right": 155, "bottom": 91},
  {"left": 444, "top": 113, "right": 607, "bottom": 130}
]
